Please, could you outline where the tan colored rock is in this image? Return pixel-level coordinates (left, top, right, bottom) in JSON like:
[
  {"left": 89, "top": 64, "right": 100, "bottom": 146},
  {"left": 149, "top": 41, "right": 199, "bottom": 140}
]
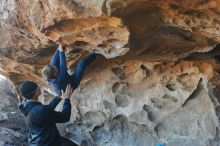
[
  {"left": 45, "top": 17, "right": 130, "bottom": 58},
  {"left": 1, "top": 0, "right": 220, "bottom": 61},
  {"left": 0, "top": 1, "right": 220, "bottom": 146},
  {"left": 63, "top": 58, "right": 219, "bottom": 145}
]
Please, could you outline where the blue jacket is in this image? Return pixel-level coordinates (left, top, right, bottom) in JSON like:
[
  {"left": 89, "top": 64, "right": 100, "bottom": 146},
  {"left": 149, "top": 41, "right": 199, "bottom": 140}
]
[
  {"left": 48, "top": 49, "right": 71, "bottom": 95},
  {"left": 48, "top": 49, "right": 96, "bottom": 95},
  {"left": 19, "top": 97, "right": 71, "bottom": 146}
]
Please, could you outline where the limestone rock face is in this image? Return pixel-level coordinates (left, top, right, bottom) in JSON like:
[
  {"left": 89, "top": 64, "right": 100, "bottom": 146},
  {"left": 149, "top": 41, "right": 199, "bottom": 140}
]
[
  {"left": 0, "top": 0, "right": 220, "bottom": 146},
  {"left": 0, "top": 76, "right": 28, "bottom": 146},
  {"left": 1, "top": 0, "right": 220, "bottom": 87},
  {"left": 63, "top": 58, "right": 218, "bottom": 146},
  {"left": 1, "top": 0, "right": 220, "bottom": 61}
]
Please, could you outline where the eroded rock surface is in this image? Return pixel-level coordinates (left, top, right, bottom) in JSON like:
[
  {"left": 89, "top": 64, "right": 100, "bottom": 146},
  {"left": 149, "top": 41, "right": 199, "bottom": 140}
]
[
  {"left": 0, "top": 76, "right": 28, "bottom": 146},
  {"left": 60, "top": 58, "right": 219, "bottom": 146},
  {"left": 0, "top": 0, "right": 220, "bottom": 60},
  {"left": 0, "top": 0, "right": 220, "bottom": 146},
  {"left": 0, "top": 0, "right": 220, "bottom": 88}
]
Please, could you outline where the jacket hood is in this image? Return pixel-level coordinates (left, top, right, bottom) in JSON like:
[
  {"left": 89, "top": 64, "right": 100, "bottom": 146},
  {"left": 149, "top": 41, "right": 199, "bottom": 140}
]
[{"left": 19, "top": 99, "right": 41, "bottom": 116}]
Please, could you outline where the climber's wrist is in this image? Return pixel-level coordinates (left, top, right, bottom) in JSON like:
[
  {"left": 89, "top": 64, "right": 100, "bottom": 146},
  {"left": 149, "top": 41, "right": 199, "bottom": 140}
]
[{"left": 58, "top": 44, "right": 64, "bottom": 52}]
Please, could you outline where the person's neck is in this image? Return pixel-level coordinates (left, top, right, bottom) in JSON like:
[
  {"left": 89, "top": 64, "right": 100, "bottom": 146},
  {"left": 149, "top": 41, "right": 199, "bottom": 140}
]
[
  {"left": 28, "top": 97, "right": 38, "bottom": 102},
  {"left": 29, "top": 99, "right": 38, "bottom": 102}
]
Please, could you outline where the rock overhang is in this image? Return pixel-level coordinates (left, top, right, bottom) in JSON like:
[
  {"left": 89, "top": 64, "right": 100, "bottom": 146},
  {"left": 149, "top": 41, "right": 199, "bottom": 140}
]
[{"left": 0, "top": 1, "right": 220, "bottom": 145}]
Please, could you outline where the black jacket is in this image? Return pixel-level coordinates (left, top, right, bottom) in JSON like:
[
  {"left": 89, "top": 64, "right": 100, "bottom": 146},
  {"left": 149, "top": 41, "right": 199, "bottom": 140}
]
[{"left": 19, "top": 97, "right": 71, "bottom": 146}]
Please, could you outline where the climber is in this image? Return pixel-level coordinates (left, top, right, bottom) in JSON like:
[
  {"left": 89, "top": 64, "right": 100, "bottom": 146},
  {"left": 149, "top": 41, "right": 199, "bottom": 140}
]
[
  {"left": 42, "top": 44, "right": 96, "bottom": 96},
  {"left": 18, "top": 81, "right": 77, "bottom": 146}
]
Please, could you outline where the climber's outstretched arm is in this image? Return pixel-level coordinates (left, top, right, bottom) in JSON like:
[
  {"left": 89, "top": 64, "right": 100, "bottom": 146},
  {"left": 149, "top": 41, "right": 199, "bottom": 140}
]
[
  {"left": 71, "top": 53, "right": 96, "bottom": 89},
  {"left": 50, "top": 46, "right": 60, "bottom": 68}
]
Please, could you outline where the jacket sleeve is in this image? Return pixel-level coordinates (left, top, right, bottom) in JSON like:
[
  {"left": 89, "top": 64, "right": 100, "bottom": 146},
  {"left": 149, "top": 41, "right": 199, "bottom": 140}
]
[
  {"left": 47, "top": 96, "right": 61, "bottom": 110},
  {"left": 50, "top": 49, "right": 60, "bottom": 68},
  {"left": 58, "top": 51, "right": 68, "bottom": 80},
  {"left": 42, "top": 98, "right": 71, "bottom": 123},
  {"left": 50, "top": 83, "right": 62, "bottom": 96}
]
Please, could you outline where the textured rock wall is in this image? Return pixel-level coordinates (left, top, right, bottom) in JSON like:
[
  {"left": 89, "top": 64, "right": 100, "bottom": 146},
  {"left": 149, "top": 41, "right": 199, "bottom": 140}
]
[
  {"left": 0, "top": 76, "right": 28, "bottom": 145},
  {"left": 1, "top": 0, "right": 220, "bottom": 88},
  {"left": 1, "top": 0, "right": 220, "bottom": 56},
  {"left": 0, "top": 0, "right": 220, "bottom": 146},
  {"left": 63, "top": 58, "right": 219, "bottom": 146}
]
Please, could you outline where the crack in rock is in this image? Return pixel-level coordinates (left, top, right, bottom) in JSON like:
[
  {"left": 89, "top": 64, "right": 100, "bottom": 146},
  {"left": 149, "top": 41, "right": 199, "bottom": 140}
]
[{"left": 182, "top": 78, "right": 204, "bottom": 107}]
